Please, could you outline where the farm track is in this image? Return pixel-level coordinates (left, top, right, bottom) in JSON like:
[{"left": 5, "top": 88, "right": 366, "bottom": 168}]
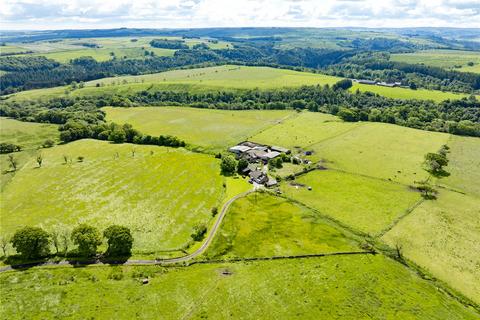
[{"left": 0, "top": 190, "right": 253, "bottom": 273}]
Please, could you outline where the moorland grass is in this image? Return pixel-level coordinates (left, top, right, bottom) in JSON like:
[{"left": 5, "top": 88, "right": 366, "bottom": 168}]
[
  {"left": 307, "top": 122, "right": 450, "bottom": 185},
  {"left": 280, "top": 169, "right": 421, "bottom": 235},
  {"left": 440, "top": 135, "right": 480, "bottom": 196},
  {"left": 1, "top": 255, "right": 478, "bottom": 319},
  {"left": 0, "top": 140, "right": 225, "bottom": 256},
  {"left": 206, "top": 192, "right": 360, "bottom": 259},
  {"left": 103, "top": 106, "right": 295, "bottom": 151},
  {"left": 382, "top": 190, "right": 480, "bottom": 304}
]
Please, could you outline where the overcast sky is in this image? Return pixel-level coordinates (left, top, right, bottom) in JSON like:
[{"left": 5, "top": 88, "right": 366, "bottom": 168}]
[{"left": 1, "top": 0, "right": 479, "bottom": 30}]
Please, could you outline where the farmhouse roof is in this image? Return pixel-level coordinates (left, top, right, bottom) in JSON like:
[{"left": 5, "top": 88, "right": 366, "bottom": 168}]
[
  {"left": 239, "top": 141, "right": 264, "bottom": 148},
  {"left": 247, "top": 149, "right": 268, "bottom": 158},
  {"left": 242, "top": 163, "right": 258, "bottom": 173},
  {"left": 249, "top": 170, "right": 264, "bottom": 179},
  {"left": 355, "top": 79, "right": 377, "bottom": 85},
  {"left": 229, "top": 145, "right": 251, "bottom": 153},
  {"left": 263, "top": 151, "right": 281, "bottom": 159}
]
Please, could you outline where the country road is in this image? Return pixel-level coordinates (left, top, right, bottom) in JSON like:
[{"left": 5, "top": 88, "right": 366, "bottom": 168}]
[{"left": 0, "top": 190, "right": 253, "bottom": 273}]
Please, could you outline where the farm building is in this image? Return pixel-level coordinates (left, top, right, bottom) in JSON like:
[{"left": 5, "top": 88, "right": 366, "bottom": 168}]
[
  {"left": 271, "top": 146, "right": 291, "bottom": 154},
  {"left": 266, "top": 177, "right": 278, "bottom": 188},
  {"left": 229, "top": 141, "right": 290, "bottom": 163},
  {"left": 249, "top": 170, "right": 268, "bottom": 184},
  {"left": 353, "top": 79, "right": 377, "bottom": 85},
  {"left": 229, "top": 145, "right": 252, "bottom": 155}
]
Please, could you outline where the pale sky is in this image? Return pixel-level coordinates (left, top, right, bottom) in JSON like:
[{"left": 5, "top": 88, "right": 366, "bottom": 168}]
[{"left": 1, "top": 0, "right": 479, "bottom": 30}]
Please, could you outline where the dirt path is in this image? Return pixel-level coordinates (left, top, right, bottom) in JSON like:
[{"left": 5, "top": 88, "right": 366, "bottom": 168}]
[{"left": 0, "top": 190, "right": 253, "bottom": 273}]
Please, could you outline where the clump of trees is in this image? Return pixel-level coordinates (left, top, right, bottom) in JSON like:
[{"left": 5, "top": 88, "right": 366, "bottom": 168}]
[
  {"left": 416, "top": 145, "right": 450, "bottom": 200},
  {"left": 10, "top": 226, "right": 50, "bottom": 259},
  {"left": 220, "top": 154, "right": 237, "bottom": 176},
  {"left": 103, "top": 225, "right": 134, "bottom": 257},
  {"left": 423, "top": 145, "right": 450, "bottom": 177},
  {"left": 71, "top": 224, "right": 103, "bottom": 257},
  {"left": 149, "top": 39, "right": 189, "bottom": 49},
  {"left": 3, "top": 224, "right": 135, "bottom": 262},
  {"left": 191, "top": 224, "right": 207, "bottom": 242},
  {"left": 0, "top": 143, "right": 22, "bottom": 154},
  {"left": 59, "top": 121, "right": 186, "bottom": 147}
]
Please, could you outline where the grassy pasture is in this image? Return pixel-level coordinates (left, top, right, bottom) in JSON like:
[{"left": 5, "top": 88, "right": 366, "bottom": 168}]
[
  {"left": 383, "top": 190, "right": 480, "bottom": 304},
  {"left": 10, "top": 36, "right": 230, "bottom": 63},
  {"left": 308, "top": 122, "right": 450, "bottom": 185},
  {"left": 281, "top": 170, "right": 421, "bottom": 235},
  {"left": 207, "top": 192, "right": 360, "bottom": 259},
  {"left": 104, "top": 106, "right": 294, "bottom": 151},
  {"left": 391, "top": 49, "right": 480, "bottom": 72},
  {"left": 0, "top": 140, "right": 225, "bottom": 256},
  {"left": 251, "top": 111, "right": 360, "bottom": 149},
  {"left": 0, "top": 117, "right": 60, "bottom": 189},
  {"left": 6, "top": 65, "right": 470, "bottom": 102},
  {"left": 440, "top": 135, "right": 480, "bottom": 196},
  {"left": 350, "top": 83, "right": 467, "bottom": 102},
  {"left": 91, "top": 65, "right": 343, "bottom": 89},
  {"left": 0, "top": 117, "right": 59, "bottom": 150},
  {"left": 31, "top": 47, "right": 175, "bottom": 63},
  {"left": 0, "top": 45, "right": 31, "bottom": 55},
  {"left": 1, "top": 255, "right": 478, "bottom": 319}
]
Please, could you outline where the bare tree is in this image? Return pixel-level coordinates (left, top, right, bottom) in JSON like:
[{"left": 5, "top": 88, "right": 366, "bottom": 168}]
[
  {"left": 60, "top": 228, "right": 71, "bottom": 257},
  {"left": 0, "top": 235, "right": 9, "bottom": 257},
  {"left": 50, "top": 229, "right": 60, "bottom": 254},
  {"left": 395, "top": 243, "right": 403, "bottom": 261},
  {"left": 7, "top": 154, "right": 17, "bottom": 171},
  {"left": 36, "top": 154, "right": 43, "bottom": 168}
]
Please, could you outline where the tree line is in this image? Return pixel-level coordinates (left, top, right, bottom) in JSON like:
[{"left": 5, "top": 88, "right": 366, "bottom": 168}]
[
  {"left": 1, "top": 224, "right": 133, "bottom": 261},
  {"left": 1, "top": 82, "right": 479, "bottom": 137}
]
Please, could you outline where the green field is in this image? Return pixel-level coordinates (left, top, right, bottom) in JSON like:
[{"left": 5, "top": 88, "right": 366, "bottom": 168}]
[
  {"left": 254, "top": 117, "right": 451, "bottom": 185},
  {"left": 207, "top": 192, "right": 360, "bottom": 259},
  {"left": 281, "top": 170, "right": 421, "bottom": 235},
  {"left": 350, "top": 83, "right": 467, "bottom": 102},
  {"left": 0, "top": 117, "right": 60, "bottom": 189},
  {"left": 0, "top": 140, "right": 225, "bottom": 256},
  {"left": 383, "top": 190, "right": 480, "bottom": 304},
  {"left": 307, "top": 122, "right": 450, "bottom": 185},
  {"left": 251, "top": 111, "right": 360, "bottom": 149},
  {"left": 391, "top": 50, "right": 480, "bottom": 73},
  {"left": 31, "top": 47, "right": 175, "bottom": 63},
  {"left": 1, "top": 254, "right": 478, "bottom": 319},
  {"left": 7, "top": 65, "right": 468, "bottom": 102},
  {"left": 104, "top": 106, "right": 295, "bottom": 151},
  {"left": 440, "top": 135, "right": 480, "bottom": 196},
  {"left": 8, "top": 36, "right": 231, "bottom": 63},
  {"left": 0, "top": 45, "right": 32, "bottom": 55},
  {"left": 0, "top": 117, "right": 59, "bottom": 150}
]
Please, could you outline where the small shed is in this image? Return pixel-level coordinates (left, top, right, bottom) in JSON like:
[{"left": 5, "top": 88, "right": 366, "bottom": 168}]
[{"left": 266, "top": 177, "right": 278, "bottom": 188}]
